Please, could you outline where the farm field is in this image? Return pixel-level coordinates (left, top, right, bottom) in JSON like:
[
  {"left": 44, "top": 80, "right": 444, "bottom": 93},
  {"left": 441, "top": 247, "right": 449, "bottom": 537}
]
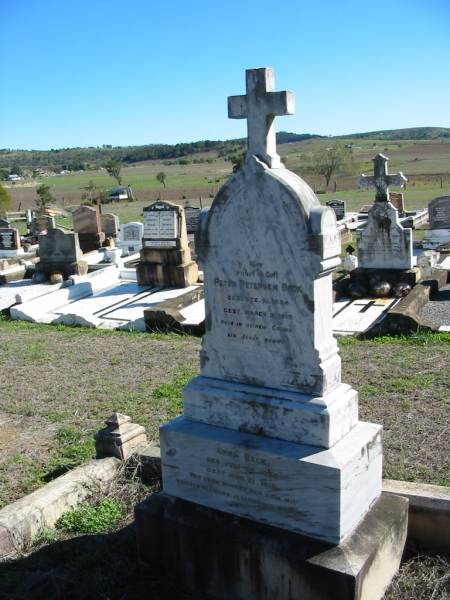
[{"left": 4, "top": 135, "right": 450, "bottom": 212}]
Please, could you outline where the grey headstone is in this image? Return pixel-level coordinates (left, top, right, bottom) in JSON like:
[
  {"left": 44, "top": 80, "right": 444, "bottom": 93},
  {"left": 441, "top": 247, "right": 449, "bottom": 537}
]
[
  {"left": 38, "top": 228, "right": 83, "bottom": 264},
  {"left": 428, "top": 196, "right": 450, "bottom": 230},
  {"left": 0, "top": 218, "right": 10, "bottom": 228},
  {"left": 326, "top": 199, "right": 346, "bottom": 221},
  {"left": 101, "top": 213, "right": 120, "bottom": 238},
  {"left": 184, "top": 205, "right": 201, "bottom": 233}
]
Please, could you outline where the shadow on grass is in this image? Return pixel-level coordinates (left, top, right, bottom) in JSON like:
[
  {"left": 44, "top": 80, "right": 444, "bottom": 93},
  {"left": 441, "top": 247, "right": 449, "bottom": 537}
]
[{"left": 0, "top": 524, "right": 196, "bottom": 600}]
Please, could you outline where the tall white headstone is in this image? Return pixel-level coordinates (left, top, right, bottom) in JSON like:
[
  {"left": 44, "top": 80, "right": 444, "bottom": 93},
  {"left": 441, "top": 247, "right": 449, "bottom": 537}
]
[{"left": 159, "top": 68, "right": 382, "bottom": 544}]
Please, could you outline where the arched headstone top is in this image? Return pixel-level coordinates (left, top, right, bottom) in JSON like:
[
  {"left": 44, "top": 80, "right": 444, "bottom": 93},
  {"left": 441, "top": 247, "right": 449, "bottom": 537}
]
[{"left": 199, "top": 71, "right": 342, "bottom": 396}]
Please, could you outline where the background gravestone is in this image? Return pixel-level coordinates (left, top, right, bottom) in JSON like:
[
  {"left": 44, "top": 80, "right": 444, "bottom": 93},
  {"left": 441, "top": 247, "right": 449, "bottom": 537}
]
[
  {"left": 137, "top": 201, "right": 198, "bottom": 287},
  {"left": 118, "top": 221, "right": 144, "bottom": 256},
  {"left": 0, "top": 218, "right": 10, "bottom": 228},
  {"left": 0, "top": 226, "right": 23, "bottom": 257},
  {"left": 389, "top": 191, "right": 405, "bottom": 215},
  {"left": 326, "top": 199, "right": 346, "bottom": 220},
  {"left": 357, "top": 154, "right": 413, "bottom": 270},
  {"left": 72, "top": 206, "right": 105, "bottom": 253},
  {"left": 184, "top": 205, "right": 201, "bottom": 234},
  {"left": 30, "top": 215, "right": 55, "bottom": 239},
  {"left": 101, "top": 213, "right": 120, "bottom": 239},
  {"left": 423, "top": 196, "right": 450, "bottom": 250},
  {"left": 35, "top": 228, "right": 87, "bottom": 280},
  {"left": 136, "top": 68, "right": 407, "bottom": 600}
]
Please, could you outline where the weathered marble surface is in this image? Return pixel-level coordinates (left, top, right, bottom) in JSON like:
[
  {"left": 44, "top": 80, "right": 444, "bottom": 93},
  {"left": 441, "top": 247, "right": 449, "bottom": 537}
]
[
  {"left": 161, "top": 417, "right": 382, "bottom": 544},
  {"left": 198, "top": 156, "right": 341, "bottom": 397},
  {"left": 184, "top": 377, "right": 358, "bottom": 448},
  {"left": 357, "top": 201, "right": 413, "bottom": 269}
]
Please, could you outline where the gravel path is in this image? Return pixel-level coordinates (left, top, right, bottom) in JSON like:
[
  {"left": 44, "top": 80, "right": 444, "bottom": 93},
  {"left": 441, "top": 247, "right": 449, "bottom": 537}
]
[{"left": 421, "top": 284, "right": 450, "bottom": 327}]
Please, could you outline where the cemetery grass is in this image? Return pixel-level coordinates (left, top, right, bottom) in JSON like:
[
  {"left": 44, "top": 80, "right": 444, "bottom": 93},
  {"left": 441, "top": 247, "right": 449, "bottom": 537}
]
[
  {"left": 0, "top": 318, "right": 448, "bottom": 511},
  {"left": 0, "top": 321, "right": 449, "bottom": 599}
]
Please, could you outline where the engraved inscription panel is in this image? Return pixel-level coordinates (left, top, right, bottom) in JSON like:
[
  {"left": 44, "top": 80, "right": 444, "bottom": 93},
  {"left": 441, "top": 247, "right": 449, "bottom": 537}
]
[{"left": 144, "top": 210, "right": 178, "bottom": 239}]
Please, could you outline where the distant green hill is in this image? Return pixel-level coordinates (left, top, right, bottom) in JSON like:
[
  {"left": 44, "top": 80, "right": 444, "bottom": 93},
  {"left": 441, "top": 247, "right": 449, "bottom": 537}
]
[
  {"left": 338, "top": 127, "right": 450, "bottom": 140},
  {"left": 0, "top": 127, "right": 448, "bottom": 173}
]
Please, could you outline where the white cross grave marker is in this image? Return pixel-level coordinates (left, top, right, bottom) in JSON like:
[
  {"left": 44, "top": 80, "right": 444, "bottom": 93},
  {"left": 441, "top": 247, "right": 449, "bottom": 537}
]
[
  {"left": 228, "top": 67, "right": 295, "bottom": 168},
  {"left": 359, "top": 153, "right": 407, "bottom": 202}
]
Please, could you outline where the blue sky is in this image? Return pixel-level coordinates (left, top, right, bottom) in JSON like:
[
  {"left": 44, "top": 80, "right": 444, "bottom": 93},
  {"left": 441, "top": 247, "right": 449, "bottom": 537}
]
[{"left": 1, "top": 0, "right": 449, "bottom": 149}]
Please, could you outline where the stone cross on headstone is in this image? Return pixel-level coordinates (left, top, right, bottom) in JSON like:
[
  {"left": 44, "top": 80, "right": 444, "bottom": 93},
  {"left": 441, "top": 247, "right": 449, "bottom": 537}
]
[
  {"left": 359, "top": 153, "right": 407, "bottom": 202},
  {"left": 228, "top": 67, "right": 295, "bottom": 168}
]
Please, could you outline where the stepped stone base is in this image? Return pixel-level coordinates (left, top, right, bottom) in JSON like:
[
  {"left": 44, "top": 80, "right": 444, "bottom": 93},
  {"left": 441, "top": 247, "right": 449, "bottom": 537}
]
[
  {"left": 136, "top": 492, "right": 408, "bottom": 600},
  {"left": 160, "top": 417, "right": 382, "bottom": 544},
  {"left": 136, "top": 261, "right": 198, "bottom": 287}
]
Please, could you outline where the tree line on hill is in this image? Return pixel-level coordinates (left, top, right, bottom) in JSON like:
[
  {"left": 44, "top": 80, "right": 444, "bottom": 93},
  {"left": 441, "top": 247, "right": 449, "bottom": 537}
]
[{"left": 0, "top": 132, "right": 320, "bottom": 173}]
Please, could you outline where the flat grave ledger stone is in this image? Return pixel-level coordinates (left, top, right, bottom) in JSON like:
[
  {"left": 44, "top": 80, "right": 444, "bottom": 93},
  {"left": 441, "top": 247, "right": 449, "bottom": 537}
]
[
  {"left": 72, "top": 205, "right": 105, "bottom": 253},
  {"left": 0, "top": 227, "right": 23, "bottom": 257},
  {"left": 118, "top": 221, "right": 144, "bottom": 255},
  {"left": 423, "top": 196, "right": 450, "bottom": 250},
  {"left": 389, "top": 191, "right": 405, "bottom": 215},
  {"left": 137, "top": 201, "right": 198, "bottom": 287},
  {"left": 357, "top": 154, "right": 413, "bottom": 270},
  {"left": 137, "top": 68, "right": 407, "bottom": 600},
  {"left": 35, "top": 228, "right": 87, "bottom": 279},
  {"left": 184, "top": 205, "right": 201, "bottom": 234},
  {"left": 326, "top": 199, "right": 346, "bottom": 220},
  {"left": 101, "top": 213, "right": 120, "bottom": 239}
]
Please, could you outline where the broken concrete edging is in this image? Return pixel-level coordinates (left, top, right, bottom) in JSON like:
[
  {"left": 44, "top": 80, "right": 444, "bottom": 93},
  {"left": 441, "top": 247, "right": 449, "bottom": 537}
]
[
  {"left": 383, "top": 479, "right": 450, "bottom": 556},
  {"left": 0, "top": 457, "right": 120, "bottom": 560}
]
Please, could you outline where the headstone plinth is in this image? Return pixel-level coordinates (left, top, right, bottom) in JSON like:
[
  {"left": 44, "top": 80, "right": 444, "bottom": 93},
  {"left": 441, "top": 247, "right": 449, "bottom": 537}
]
[
  {"left": 0, "top": 227, "right": 23, "bottom": 257},
  {"left": 73, "top": 205, "right": 105, "bottom": 253},
  {"left": 136, "top": 68, "right": 406, "bottom": 600},
  {"left": 423, "top": 196, "right": 450, "bottom": 250},
  {"left": 136, "top": 201, "right": 198, "bottom": 287},
  {"left": 35, "top": 228, "right": 87, "bottom": 280}
]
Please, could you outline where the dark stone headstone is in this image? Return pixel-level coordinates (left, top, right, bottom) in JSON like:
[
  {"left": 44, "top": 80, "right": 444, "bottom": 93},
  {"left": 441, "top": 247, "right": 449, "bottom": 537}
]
[
  {"left": 184, "top": 205, "right": 201, "bottom": 233},
  {"left": 0, "top": 218, "right": 10, "bottom": 228},
  {"left": 428, "top": 196, "right": 450, "bottom": 230},
  {"left": 39, "top": 228, "right": 83, "bottom": 264},
  {"left": 0, "top": 227, "right": 21, "bottom": 251},
  {"left": 326, "top": 199, "right": 346, "bottom": 221}
]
